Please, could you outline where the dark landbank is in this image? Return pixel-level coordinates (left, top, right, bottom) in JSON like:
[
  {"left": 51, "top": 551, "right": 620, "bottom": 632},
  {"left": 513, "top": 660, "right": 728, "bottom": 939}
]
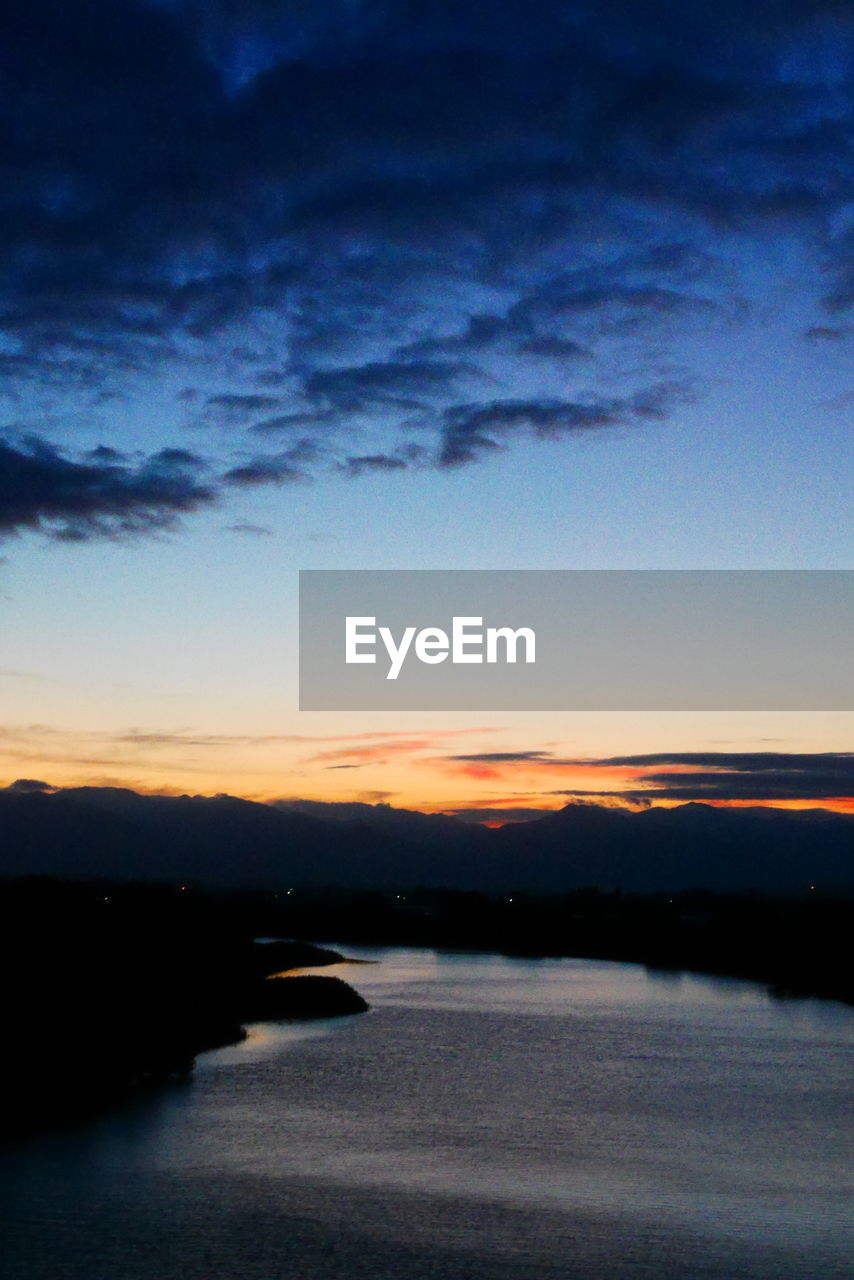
[
  {"left": 1, "top": 787, "right": 851, "bottom": 1139},
  {"left": 2, "top": 875, "right": 852, "bottom": 1142},
  {"left": 285, "top": 883, "right": 853, "bottom": 1003},
  {"left": 0, "top": 881, "right": 367, "bottom": 1142}
]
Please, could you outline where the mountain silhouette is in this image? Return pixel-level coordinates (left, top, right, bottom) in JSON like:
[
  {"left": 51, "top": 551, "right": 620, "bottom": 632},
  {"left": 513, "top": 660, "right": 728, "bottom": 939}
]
[{"left": 0, "top": 786, "right": 851, "bottom": 894}]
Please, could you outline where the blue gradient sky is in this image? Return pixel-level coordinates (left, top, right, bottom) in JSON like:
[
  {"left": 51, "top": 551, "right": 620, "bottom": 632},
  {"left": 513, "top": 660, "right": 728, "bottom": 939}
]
[{"left": 0, "top": 1, "right": 851, "bottom": 811}]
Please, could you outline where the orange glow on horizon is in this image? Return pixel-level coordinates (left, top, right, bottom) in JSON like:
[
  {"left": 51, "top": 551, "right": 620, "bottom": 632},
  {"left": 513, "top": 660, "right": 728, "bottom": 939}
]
[
  {"left": 1, "top": 714, "right": 851, "bottom": 820},
  {"left": 2, "top": 767, "right": 851, "bottom": 820}
]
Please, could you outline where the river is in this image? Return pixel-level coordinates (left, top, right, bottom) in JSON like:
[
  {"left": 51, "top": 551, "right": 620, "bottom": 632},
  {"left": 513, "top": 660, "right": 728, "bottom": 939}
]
[{"left": 1, "top": 949, "right": 851, "bottom": 1278}]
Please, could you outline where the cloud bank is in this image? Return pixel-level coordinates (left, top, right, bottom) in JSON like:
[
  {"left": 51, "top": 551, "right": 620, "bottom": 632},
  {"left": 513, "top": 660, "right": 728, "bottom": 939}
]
[{"left": 0, "top": 0, "right": 850, "bottom": 537}]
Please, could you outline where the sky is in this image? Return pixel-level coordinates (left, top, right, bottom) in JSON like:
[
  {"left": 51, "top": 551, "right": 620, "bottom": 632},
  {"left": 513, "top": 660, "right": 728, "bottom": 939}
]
[{"left": 0, "top": 0, "right": 852, "bottom": 816}]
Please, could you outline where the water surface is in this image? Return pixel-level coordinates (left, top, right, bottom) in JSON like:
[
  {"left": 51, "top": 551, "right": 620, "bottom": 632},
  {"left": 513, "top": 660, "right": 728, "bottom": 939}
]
[{"left": 1, "top": 950, "right": 851, "bottom": 1278}]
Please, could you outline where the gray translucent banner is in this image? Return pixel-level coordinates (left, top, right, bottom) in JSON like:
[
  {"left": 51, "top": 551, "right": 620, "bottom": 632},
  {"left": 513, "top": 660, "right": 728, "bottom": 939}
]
[{"left": 299, "top": 570, "right": 854, "bottom": 711}]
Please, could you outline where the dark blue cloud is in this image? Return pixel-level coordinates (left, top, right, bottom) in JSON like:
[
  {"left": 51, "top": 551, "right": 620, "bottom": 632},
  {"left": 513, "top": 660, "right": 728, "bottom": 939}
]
[
  {"left": 438, "top": 380, "right": 694, "bottom": 466},
  {"left": 338, "top": 454, "right": 408, "bottom": 477},
  {"left": 553, "top": 751, "right": 854, "bottom": 801},
  {"left": 0, "top": 434, "right": 214, "bottom": 540},
  {"left": 0, "top": 0, "right": 849, "bottom": 536}
]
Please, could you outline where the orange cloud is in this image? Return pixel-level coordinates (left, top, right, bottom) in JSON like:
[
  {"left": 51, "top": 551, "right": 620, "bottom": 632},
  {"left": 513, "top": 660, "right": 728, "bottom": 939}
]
[{"left": 305, "top": 726, "right": 500, "bottom": 767}]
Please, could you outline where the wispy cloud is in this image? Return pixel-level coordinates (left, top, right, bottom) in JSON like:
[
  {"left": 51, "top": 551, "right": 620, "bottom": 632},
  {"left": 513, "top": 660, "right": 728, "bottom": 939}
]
[
  {"left": 222, "top": 521, "right": 274, "bottom": 536},
  {"left": 432, "top": 747, "right": 854, "bottom": 806},
  {"left": 549, "top": 751, "right": 854, "bottom": 802}
]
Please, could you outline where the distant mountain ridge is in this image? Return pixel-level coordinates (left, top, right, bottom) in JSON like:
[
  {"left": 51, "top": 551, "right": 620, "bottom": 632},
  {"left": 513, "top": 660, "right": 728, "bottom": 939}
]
[{"left": 0, "top": 786, "right": 851, "bottom": 894}]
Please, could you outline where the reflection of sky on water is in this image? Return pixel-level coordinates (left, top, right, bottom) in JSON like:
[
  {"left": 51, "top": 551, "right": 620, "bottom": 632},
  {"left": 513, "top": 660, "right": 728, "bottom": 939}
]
[{"left": 1, "top": 950, "right": 851, "bottom": 1279}]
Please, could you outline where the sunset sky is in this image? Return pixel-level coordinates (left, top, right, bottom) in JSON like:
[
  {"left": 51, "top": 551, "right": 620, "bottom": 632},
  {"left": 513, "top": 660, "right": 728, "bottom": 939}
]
[{"left": 0, "top": 0, "right": 852, "bottom": 817}]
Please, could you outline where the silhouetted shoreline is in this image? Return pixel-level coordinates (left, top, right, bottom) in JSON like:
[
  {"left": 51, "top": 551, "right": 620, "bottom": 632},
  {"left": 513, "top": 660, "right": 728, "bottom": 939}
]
[
  {"left": 295, "top": 885, "right": 854, "bottom": 1003},
  {"left": 1, "top": 877, "right": 850, "bottom": 1142},
  {"left": 254, "top": 883, "right": 854, "bottom": 1006},
  {"left": 0, "top": 880, "right": 368, "bottom": 1143}
]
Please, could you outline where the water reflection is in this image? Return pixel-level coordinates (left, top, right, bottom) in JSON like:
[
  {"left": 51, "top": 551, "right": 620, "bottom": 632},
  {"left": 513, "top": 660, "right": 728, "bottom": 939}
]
[{"left": 1, "top": 951, "right": 851, "bottom": 1280}]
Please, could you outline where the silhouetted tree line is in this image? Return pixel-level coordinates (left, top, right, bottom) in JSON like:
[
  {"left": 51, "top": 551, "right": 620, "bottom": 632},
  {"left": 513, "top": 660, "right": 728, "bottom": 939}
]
[{"left": 254, "top": 882, "right": 853, "bottom": 1004}]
